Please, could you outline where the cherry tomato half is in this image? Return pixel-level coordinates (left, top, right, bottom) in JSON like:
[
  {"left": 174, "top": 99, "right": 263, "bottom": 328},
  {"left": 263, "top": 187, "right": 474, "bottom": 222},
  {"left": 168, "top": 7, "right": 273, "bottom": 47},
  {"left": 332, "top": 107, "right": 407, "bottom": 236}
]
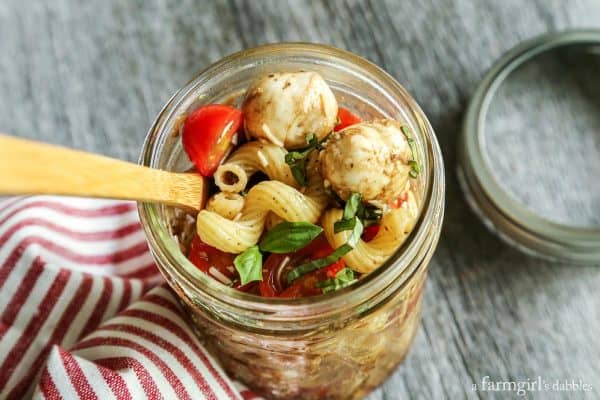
[
  {"left": 279, "top": 270, "right": 324, "bottom": 298},
  {"left": 182, "top": 104, "right": 243, "bottom": 176},
  {"left": 335, "top": 107, "right": 362, "bottom": 131},
  {"left": 188, "top": 235, "right": 236, "bottom": 277},
  {"left": 361, "top": 225, "right": 380, "bottom": 242},
  {"left": 259, "top": 254, "right": 288, "bottom": 297},
  {"left": 259, "top": 236, "right": 350, "bottom": 298}
]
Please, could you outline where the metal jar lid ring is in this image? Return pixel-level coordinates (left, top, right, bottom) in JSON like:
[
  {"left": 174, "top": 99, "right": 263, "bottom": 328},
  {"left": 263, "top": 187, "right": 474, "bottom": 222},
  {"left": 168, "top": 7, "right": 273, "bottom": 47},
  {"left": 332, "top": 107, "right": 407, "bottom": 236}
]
[{"left": 458, "top": 30, "right": 600, "bottom": 264}]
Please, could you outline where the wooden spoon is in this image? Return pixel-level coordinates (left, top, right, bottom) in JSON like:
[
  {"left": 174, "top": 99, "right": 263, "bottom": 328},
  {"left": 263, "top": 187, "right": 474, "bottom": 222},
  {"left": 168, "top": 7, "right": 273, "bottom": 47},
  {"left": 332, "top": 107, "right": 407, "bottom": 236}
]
[{"left": 0, "top": 134, "right": 207, "bottom": 210}]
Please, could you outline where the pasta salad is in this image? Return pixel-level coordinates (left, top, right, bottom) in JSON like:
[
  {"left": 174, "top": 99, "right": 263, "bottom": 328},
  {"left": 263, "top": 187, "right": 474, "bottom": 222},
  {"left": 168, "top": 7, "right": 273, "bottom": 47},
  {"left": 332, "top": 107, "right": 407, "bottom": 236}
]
[{"left": 179, "top": 71, "right": 420, "bottom": 298}]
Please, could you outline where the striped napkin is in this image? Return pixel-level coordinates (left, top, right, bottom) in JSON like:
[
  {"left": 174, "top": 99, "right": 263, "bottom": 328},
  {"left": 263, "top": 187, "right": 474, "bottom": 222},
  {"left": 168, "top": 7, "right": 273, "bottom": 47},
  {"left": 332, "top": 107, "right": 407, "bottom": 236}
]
[{"left": 0, "top": 196, "right": 259, "bottom": 400}]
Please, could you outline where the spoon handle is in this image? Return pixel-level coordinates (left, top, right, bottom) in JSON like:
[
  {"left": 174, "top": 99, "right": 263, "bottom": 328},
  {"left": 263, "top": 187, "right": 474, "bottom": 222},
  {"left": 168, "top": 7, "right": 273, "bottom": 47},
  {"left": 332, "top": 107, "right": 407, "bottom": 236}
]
[{"left": 0, "top": 134, "right": 206, "bottom": 210}]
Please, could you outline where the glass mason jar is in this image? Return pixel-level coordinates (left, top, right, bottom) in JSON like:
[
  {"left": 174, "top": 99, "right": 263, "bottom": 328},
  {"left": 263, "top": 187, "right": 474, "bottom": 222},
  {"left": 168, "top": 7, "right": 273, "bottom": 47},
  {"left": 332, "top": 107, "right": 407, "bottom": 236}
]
[{"left": 139, "top": 43, "right": 445, "bottom": 399}]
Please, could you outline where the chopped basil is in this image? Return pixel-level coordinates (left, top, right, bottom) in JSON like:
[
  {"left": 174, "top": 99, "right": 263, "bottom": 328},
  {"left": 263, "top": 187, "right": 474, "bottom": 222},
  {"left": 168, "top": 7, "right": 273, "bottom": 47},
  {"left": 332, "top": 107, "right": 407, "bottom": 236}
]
[
  {"left": 343, "top": 193, "right": 361, "bottom": 220},
  {"left": 322, "top": 279, "right": 358, "bottom": 293},
  {"left": 233, "top": 245, "right": 263, "bottom": 285},
  {"left": 259, "top": 221, "right": 323, "bottom": 254},
  {"left": 336, "top": 267, "right": 355, "bottom": 282},
  {"left": 357, "top": 204, "right": 383, "bottom": 226},
  {"left": 316, "top": 268, "right": 357, "bottom": 293},
  {"left": 346, "top": 217, "right": 364, "bottom": 247},
  {"left": 333, "top": 217, "right": 356, "bottom": 233},
  {"left": 290, "top": 160, "right": 309, "bottom": 186},
  {"left": 334, "top": 192, "right": 382, "bottom": 232},
  {"left": 316, "top": 268, "right": 355, "bottom": 288},
  {"left": 287, "top": 218, "right": 363, "bottom": 283},
  {"left": 401, "top": 125, "right": 419, "bottom": 178},
  {"left": 334, "top": 193, "right": 361, "bottom": 233},
  {"left": 408, "top": 160, "right": 419, "bottom": 179},
  {"left": 307, "top": 132, "right": 326, "bottom": 150},
  {"left": 284, "top": 133, "right": 326, "bottom": 186},
  {"left": 285, "top": 150, "right": 310, "bottom": 186}
]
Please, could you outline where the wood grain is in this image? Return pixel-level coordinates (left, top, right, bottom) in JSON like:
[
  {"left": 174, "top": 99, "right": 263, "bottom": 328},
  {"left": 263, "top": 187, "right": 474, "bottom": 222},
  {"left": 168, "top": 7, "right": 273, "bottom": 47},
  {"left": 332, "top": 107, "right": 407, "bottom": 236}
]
[
  {"left": 0, "top": 135, "right": 206, "bottom": 210},
  {"left": 0, "top": 0, "right": 599, "bottom": 398}
]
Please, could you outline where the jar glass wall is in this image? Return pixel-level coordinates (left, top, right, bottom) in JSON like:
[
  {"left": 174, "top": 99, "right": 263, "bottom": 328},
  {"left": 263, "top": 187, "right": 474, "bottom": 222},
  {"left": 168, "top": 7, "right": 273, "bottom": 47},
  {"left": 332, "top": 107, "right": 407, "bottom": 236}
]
[{"left": 138, "top": 43, "right": 445, "bottom": 399}]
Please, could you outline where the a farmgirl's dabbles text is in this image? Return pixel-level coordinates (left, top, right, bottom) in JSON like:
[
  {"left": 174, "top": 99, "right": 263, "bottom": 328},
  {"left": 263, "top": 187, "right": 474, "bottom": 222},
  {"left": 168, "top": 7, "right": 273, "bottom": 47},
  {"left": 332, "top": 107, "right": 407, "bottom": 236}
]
[{"left": 180, "top": 71, "right": 420, "bottom": 298}]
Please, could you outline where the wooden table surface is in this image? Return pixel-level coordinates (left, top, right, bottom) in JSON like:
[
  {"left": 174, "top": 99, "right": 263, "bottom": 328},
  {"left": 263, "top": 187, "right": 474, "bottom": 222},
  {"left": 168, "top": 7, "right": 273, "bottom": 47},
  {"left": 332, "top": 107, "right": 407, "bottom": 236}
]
[{"left": 1, "top": 1, "right": 599, "bottom": 398}]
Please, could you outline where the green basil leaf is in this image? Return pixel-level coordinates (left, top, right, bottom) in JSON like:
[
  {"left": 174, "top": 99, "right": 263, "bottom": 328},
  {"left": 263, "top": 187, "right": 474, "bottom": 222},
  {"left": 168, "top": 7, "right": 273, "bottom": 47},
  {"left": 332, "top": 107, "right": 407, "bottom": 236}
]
[
  {"left": 285, "top": 151, "right": 309, "bottom": 186},
  {"left": 259, "top": 221, "right": 323, "bottom": 254},
  {"left": 321, "top": 279, "right": 357, "bottom": 293},
  {"left": 333, "top": 217, "right": 356, "bottom": 233},
  {"left": 357, "top": 204, "right": 382, "bottom": 226},
  {"left": 316, "top": 268, "right": 356, "bottom": 288},
  {"left": 287, "top": 218, "right": 363, "bottom": 283},
  {"left": 334, "top": 192, "right": 362, "bottom": 233},
  {"left": 285, "top": 151, "right": 305, "bottom": 163},
  {"left": 360, "top": 205, "right": 382, "bottom": 221},
  {"left": 401, "top": 125, "right": 419, "bottom": 178},
  {"left": 285, "top": 134, "right": 328, "bottom": 186},
  {"left": 233, "top": 245, "right": 263, "bottom": 285},
  {"left": 315, "top": 278, "right": 335, "bottom": 288},
  {"left": 290, "top": 163, "right": 308, "bottom": 186},
  {"left": 346, "top": 217, "right": 364, "bottom": 247},
  {"left": 335, "top": 267, "right": 355, "bottom": 282},
  {"left": 400, "top": 124, "right": 412, "bottom": 142},
  {"left": 286, "top": 244, "right": 351, "bottom": 283},
  {"left": 306, "top": 133, "right": 326, "bottom": 150},
  {"left": 343, "top": 193, "right": 361, "bottom": 220},
  {"left": 408, "top": 160, "right": 419, "bottom": 178}
]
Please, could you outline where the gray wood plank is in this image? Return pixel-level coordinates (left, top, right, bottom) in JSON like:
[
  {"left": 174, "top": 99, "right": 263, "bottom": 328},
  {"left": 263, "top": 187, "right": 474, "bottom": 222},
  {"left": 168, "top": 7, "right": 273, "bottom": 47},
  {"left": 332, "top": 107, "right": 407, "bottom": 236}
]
[{"left": 1, "top": 0, "right": 599, "bottom": 398}]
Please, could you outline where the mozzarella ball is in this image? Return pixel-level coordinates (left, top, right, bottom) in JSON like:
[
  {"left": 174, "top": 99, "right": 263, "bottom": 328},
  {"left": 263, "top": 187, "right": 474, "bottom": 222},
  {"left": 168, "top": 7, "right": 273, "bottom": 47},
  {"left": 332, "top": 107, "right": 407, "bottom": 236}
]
[
  {"left": 320, "top": 119, "right": 413, "bottom": 204},
  {"left": 242, "top": 72, "right": 338, "bottom": 149}
]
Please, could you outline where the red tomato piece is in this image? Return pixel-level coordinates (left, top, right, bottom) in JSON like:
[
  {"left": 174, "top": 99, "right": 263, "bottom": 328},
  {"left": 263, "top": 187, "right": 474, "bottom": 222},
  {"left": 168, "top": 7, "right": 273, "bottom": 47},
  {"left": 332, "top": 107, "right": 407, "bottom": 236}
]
[
  {"left": 302, "top": 235, "right": 347, "bottom": 277},
  {"left": 323, "top": 260, "right": 345, "bottom": 278},
  {"left": 259, "top": 254, "right": 289, "bottom": 297},
  {"left": 233, "top": 281, "right": 258, "bottom": 292},
  {"left": 188, "top": 235, "right": 237, "bottom": 283},
  {"left": 298, "top": 235, "right": 333, "bottom": 258},
  {"left": 323, "top": 259, "right": 346, "bottom": 279},
  {"left": 182, "top": 104, "right": 243, "bottom": 176},
  {"left": 278, "top": 271, "right": 324, "bottom": 298},
  {"left": 361, "top": 225, "right": 380, "bottom": 242},
  {"left": 388, "top": 192, "right": 409, "bottom": 209},
  {"left": 302, "top": 236, "right": 346, "bottom": 278},
  {"left": 335, "top": 107, "right": 362, "bottom": 131},
  {"left": 276, "top": 235, "right": 350, "bottom": 298}
]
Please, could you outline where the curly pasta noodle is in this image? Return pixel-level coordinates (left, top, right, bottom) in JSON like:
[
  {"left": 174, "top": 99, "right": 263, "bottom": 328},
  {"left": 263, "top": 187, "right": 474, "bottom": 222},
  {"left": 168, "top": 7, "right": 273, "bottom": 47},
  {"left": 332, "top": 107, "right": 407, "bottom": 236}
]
[
  {"left": 214, "top": 141, "right": 297, "bottom": 192},
  {"left": 205, "top": 192, "right": 245, "bottom": 220},
  {"left": 197, "top": 153, "right": 328, "bottom": 253},
  {"left": 322, "top": 190, "right": 419, "bottom": 273}
]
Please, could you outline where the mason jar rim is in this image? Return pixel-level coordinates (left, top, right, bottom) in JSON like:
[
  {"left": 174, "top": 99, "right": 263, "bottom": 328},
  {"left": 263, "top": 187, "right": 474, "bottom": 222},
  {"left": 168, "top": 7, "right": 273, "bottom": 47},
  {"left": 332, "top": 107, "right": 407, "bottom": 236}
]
[
  {"left": 458, "top": 30, "right": 600, "bottom": 264},
  {"left": 138, "top": 42, "right": 445, "bottom": 322}
]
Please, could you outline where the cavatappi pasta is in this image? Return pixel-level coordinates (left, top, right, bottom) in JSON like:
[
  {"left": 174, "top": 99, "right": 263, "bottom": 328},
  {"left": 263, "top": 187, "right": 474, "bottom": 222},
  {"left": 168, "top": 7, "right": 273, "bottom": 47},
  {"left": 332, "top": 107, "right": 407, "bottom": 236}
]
[
  {"left": 180, "top": 70, "right": 421, "bottom": 298},
  {"left": 214, "top": 141, "right": 296, "bottom": 192},
  {"left": 205, "top": 192, "right": 245, "bottom": 220},
  {"left": 197, "top": 152, "right": 328, "bottom": 253},
  {"left": 322, "top": 190, "right": 419, "bottom": 273}
]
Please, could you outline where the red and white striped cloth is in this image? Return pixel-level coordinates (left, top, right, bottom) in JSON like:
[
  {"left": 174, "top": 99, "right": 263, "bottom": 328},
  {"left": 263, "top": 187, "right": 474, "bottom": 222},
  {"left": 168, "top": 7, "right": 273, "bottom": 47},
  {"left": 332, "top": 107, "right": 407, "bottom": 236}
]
[{"left": 0, "top": 196, "right": 260, "bottom": 400}]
